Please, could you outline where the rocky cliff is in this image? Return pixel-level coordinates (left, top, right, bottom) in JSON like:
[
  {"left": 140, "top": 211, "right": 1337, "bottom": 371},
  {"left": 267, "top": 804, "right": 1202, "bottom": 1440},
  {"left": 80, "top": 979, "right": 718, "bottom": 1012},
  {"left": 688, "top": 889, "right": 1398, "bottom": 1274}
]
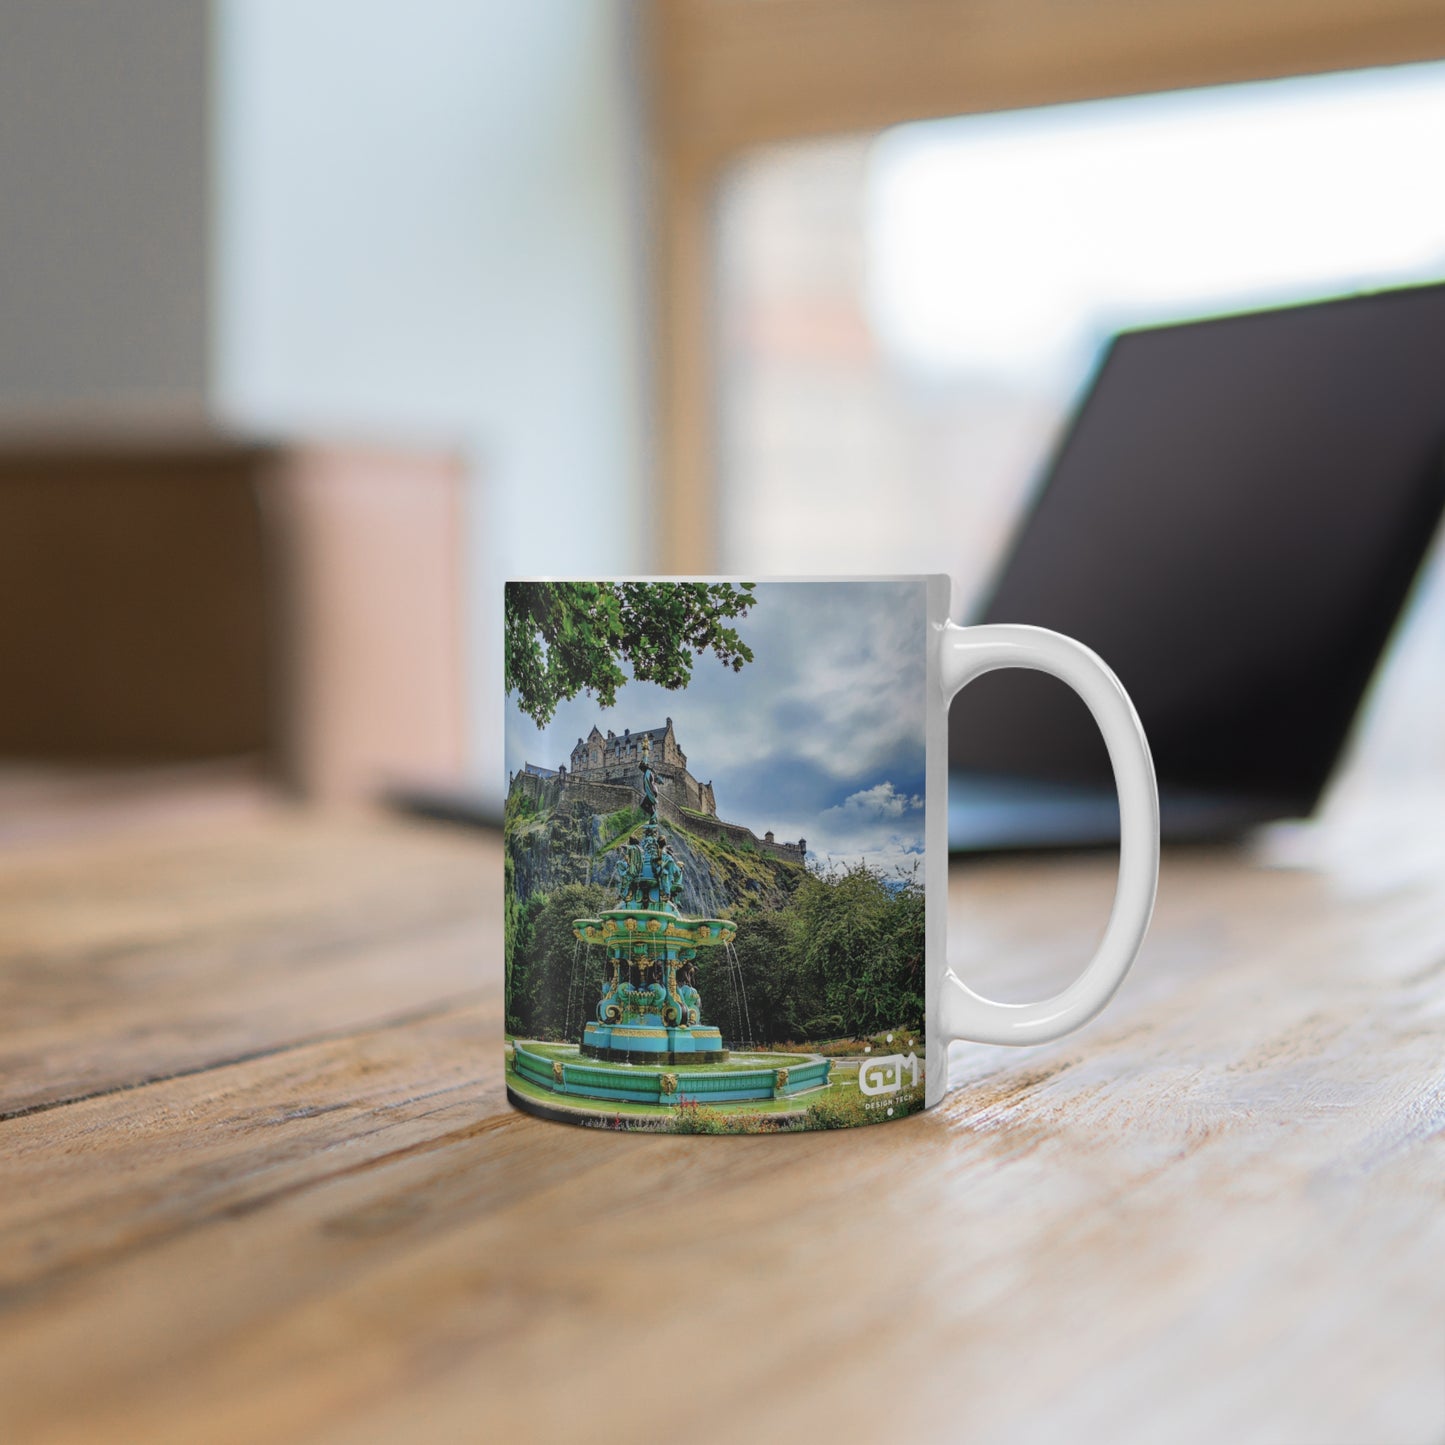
[{"left": 505, "top": 793, "right": 803, "bottom": 918}]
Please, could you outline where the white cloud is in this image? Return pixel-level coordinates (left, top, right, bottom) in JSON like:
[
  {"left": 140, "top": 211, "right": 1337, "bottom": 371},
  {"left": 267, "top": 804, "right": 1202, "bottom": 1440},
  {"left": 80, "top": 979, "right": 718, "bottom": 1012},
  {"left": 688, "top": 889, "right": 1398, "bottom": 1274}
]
[
  {"left": 804, "top": 779, "right": 925, "bottom": 874},
  {"left": 675, "top": 580, "right": 928, "bottom": 783},
  {"left": 807, "top": 837, "right": 925, "bottom": 877},
  {"left": 821, "top": 781, "right": 923, "bottom": 825}
]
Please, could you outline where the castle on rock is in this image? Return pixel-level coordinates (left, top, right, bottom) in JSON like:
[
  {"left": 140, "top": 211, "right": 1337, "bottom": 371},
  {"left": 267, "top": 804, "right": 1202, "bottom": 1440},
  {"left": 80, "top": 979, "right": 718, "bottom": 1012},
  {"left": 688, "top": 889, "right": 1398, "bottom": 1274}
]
[
  {"left": 512, "top": 716, "right": 805, "bottom": 863},
  {"left": 569, "top": 718, "right": 715, "bottom": 816}
]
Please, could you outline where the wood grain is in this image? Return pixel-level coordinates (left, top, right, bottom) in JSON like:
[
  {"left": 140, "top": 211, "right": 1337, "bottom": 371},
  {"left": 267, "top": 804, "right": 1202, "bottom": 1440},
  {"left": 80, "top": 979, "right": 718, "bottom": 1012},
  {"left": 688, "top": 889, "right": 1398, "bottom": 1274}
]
[
  {"left": 0, "top": 813, "right": 486, "bottom": 1116},
  {"left": 653, "top": 0, "right": 1445, "bottom": 160},
  {"left": 0, "top": 796, "right": 1441, "bottom": 1444}
]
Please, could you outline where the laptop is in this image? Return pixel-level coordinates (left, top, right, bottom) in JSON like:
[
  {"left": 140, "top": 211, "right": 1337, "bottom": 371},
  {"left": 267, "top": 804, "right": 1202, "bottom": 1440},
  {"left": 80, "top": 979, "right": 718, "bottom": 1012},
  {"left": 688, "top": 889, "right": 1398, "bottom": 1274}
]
[{"left": 948, "top": 281, "right": 1445, "bottom": 852}]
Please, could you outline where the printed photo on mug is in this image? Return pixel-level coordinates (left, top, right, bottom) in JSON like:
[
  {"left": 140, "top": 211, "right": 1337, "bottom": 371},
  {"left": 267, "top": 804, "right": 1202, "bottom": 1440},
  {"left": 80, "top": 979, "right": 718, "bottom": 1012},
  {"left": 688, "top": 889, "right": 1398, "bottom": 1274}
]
[{"left": 504, "top": 579, "right": 932, "bottom": 1132}]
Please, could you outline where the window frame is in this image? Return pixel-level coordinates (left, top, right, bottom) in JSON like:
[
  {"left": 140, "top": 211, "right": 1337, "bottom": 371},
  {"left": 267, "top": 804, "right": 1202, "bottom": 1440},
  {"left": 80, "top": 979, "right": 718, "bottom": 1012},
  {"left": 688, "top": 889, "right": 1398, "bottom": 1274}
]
[{"left": 646, "top": 0, "right": 1445, "bottom": 570}]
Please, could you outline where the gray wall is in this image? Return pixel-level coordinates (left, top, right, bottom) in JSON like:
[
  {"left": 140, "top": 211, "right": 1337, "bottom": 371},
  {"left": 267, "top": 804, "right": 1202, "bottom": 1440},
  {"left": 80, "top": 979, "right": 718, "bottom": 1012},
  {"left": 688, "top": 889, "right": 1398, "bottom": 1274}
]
[
  {"left": 0, "top": 0, "right": 210, "bottom": 412},
  {"left": 212, "top": 0, "right": 650, "bottom": 803}
]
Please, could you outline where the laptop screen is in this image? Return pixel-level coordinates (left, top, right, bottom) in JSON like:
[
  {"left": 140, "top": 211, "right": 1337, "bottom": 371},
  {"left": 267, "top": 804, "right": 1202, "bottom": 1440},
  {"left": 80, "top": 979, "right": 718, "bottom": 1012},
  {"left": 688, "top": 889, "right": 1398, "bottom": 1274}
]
[{"left": 949, "top": 283, "right": 1445, "bottom": 814}]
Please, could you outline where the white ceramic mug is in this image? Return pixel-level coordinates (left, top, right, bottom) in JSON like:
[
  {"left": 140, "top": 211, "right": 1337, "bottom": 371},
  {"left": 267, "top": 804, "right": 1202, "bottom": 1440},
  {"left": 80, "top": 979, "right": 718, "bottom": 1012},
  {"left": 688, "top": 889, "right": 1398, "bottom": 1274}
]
[{"left": 503, "top": 576, "right": 1158, "bottom": 1131}]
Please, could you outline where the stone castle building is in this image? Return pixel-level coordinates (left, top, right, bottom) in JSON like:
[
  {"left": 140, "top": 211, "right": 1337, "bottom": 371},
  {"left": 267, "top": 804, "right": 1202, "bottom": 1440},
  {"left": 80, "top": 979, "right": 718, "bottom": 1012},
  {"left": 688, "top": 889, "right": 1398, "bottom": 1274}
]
[
  {"left": 514, "top": 717, "right": 805, "bottom": 862},
  {"left": 564, "top": 718, "right": 715, "bottom": 816}
]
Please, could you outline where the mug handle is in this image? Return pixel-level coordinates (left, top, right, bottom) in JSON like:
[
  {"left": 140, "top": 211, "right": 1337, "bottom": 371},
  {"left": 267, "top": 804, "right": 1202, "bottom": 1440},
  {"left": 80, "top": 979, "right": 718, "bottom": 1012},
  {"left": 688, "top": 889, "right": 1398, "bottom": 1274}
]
[{"left": 936, "top": 621, "right": 1160, "bottom": 1047}]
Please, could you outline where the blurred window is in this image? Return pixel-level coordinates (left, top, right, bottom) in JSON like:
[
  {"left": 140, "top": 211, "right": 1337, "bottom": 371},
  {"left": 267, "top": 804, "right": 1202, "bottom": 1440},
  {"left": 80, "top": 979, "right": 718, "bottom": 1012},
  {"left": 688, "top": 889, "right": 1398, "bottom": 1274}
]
[{"left": 715, "top": 62, "right": 1445, "bottom": 618}]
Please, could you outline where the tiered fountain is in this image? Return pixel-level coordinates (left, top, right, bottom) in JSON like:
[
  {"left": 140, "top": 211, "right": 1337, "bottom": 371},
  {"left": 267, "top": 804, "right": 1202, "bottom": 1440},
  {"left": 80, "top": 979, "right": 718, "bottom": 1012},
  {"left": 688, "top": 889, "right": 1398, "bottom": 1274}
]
[
  {"left": 508, "top": 736, "right": 830, "bottom": 1115},
  {"left": 573, "top": 736, "right": 735, "bottom": 1063}
]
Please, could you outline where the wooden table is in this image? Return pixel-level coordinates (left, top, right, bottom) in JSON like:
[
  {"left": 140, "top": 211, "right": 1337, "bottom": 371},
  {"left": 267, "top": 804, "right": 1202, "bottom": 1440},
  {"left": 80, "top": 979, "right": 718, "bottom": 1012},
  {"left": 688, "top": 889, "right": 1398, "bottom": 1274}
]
[{"left": 0, "top": 794, "right": 1441, "bottom": 1444}]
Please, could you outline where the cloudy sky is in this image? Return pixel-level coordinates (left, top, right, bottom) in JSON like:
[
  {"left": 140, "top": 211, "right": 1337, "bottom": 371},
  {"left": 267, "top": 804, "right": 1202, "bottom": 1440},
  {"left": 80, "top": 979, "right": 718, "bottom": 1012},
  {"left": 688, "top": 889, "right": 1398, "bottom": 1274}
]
[{"left": 505, "top": 581, "right": 928, "bottom": 873}]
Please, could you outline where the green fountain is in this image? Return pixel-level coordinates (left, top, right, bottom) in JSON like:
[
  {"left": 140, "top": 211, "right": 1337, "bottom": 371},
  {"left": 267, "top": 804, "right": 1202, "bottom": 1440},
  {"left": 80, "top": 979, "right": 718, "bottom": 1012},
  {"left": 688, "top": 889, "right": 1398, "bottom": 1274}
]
[
  {"left": 572, "top": 735, "right": 735, "bottom": 1063},
  {"left": 508, "top": 735, "right": 831, "bottom": 1116}
]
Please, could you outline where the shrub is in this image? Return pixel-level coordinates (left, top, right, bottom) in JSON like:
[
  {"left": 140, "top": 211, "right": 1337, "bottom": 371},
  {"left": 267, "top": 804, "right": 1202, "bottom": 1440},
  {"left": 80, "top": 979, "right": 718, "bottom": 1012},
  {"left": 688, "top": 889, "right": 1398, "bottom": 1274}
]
[
  {"left": 804, "top": 1084, "right": 924, "bottom": 1130},
  {"left": 669, "top": 1099, "right": 796, "bottom": 1135},
  {"left": 804, "top": 1092, "right": 871, "bottom": 1130},
  {"left": 599, "top": 805, "right": 644, "bottom": 848},
  {"left": 670, "top": 1098, "right": 728, "bottom": 1134},
  {"left": 504, "top": 788, "right": 540, "bottom": 827}
]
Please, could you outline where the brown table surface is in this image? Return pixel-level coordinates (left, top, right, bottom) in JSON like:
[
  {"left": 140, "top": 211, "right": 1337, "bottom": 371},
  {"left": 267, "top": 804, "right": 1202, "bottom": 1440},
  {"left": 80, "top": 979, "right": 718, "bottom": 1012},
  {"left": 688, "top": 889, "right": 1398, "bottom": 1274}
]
[{"left": 0, "top": 789, "right": 1441, "bottom": 1444}]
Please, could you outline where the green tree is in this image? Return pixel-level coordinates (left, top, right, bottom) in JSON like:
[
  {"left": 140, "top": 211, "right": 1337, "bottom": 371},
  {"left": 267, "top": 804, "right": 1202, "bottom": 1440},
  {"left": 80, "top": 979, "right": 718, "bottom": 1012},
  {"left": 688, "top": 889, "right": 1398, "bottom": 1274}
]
[
  {"left": 691, "top": 863, "right": 924, "bottom": 1046},
  {"left": 694, "top": 906, "right": 792, "bottom": 1047},
  {"left": 505, "top": 581, "right": 756, "bottom": 727},
  {"left": 503, "top": 852, "right": 547, "bottom": 1035},
  {"left": 510, "top": 882, "right": 612, "bottom": 1040},
  {"left": 785, "top": 863, "right": 925, "bottom": 1040}
]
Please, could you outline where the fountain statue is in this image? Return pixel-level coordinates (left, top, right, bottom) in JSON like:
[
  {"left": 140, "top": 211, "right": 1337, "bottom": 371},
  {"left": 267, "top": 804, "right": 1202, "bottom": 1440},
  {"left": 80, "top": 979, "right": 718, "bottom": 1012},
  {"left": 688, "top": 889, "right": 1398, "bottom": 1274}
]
[{"left": 572, "top": 734, "right": 736, "bottom": 1063}]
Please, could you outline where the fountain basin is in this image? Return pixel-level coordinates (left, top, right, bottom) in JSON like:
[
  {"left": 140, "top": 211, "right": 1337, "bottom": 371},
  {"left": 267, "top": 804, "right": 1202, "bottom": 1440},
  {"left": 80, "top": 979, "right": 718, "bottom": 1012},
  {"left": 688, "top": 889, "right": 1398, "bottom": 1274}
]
[
  {"left": 512, "top": 1042, "right": 831, "bottom": 1106},
  {"left": 581, "top": 1020, "right": 725, "bottom": 1064}
]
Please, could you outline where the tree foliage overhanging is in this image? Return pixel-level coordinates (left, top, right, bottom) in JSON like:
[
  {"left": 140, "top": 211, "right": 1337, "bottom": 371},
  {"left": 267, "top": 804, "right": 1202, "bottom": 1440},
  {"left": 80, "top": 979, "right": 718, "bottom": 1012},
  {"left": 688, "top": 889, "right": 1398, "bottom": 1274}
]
[{"left": 505, "top": 581, "right": 757, "bottom": 728}]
